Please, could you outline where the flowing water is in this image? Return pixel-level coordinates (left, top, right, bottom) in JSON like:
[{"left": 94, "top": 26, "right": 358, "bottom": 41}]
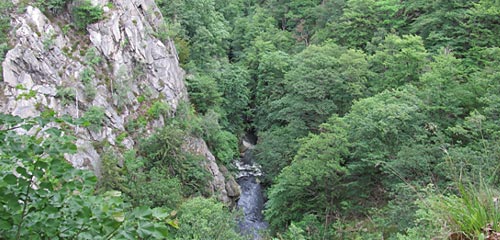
[{"left": 236, "top": 137, "right": 268, "bottom": 239}]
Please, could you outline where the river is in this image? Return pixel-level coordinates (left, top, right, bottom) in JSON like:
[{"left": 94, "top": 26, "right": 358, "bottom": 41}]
[{"left": 236, "top": 136, "right": 268, "bottom": 239}]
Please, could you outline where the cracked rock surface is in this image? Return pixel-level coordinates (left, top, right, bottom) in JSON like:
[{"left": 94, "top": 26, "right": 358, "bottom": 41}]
[{"left": 1, "top": 0, "right": 238, "bottom": 204}]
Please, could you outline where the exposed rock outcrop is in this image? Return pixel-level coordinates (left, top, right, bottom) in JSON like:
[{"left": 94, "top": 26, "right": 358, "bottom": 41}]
[
  {"left": 1, "top": 0, "right": 238, "bottom": 204},
  {"left": 183, "top": 137, "right": 240, "bottom": 204}
]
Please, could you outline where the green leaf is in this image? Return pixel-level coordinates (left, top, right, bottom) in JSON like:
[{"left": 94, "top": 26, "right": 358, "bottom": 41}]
[
  {"left": 45, "top": 206, "right": 59, "bottom": 214},
  {"left": 20, "top": 124, "right": 34, "bottom": 131},
  {"left": 0, "top": 219, "right": 11, "bottom": 230},
  {"left": 151, "top": 223, "right": 170, "bottom": 238},
  {"left": 112, "top": 211, "right": 125, "bottom": 222},
  {"left": 6, "top": 197, "right": 20, "bottom": 211},
  {"left": 16, "top": 166, "right": 30, "bottom": 179},
  {"left": 132, "top": 206, "right": 152, "bottom": 219},
  {"left": 137, "top": 222, "right": 155, "bottom": 238},
  {"left": 104, "top": 190, "right": 122, "bottom": 197},
  {"left": 166, "top": 219, "right": 179, "bottom": 229},
  {"left": 3, "top": 174, "right": 17, "bottom": 184},
  {"left": 45, "top": 127, "right": 62, "bottom": 137},
  {"left": 117, "top": 231, "right": 135, "bottom": 240},
  {"left": 35, "top": 161, "right": 48, "bottom": 169},
  {"left": 152, "top": 207, "right": 170, "bottom": 219}
]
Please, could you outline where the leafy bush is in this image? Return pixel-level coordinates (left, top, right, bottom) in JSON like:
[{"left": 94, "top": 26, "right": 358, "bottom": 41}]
[
  {"left": 282, "top": 215, "right": 326, "bottom": 240},
  {"left": 84, "top": 47, "right": 102, "bottom": 66},
  {"left": 128, "top": 168, "right": 183, "bottom": 209},
  {"left": 175, "top": 197, "right": 243, "bottom": 240},
  {"left": 80, "top": 67, "right": 95, "bottom": 83},
  {"left": 125, "top": 115, "right": 148, "bottom": 134},
  {"left": 171, "top": 101, "right": 203, "bottom": 136},
  {"left": 210, "top": 130, "right": 238, "bottom": 165},
  {"left": 174, "top": 36, "right": 190, "bottom": 66},
  {"left": 178, "top": 154, "right": 212, "bottom": 197},
  {"left": 396, "top": 193, "right": 450, "bottom": 240},
  {"left": 215, "top": 64, "right": 250, "bottom": 134},
  {"left": 282, "top": 223, "right": 307, "bottom": 240},
  {"left": 396, "top": 182, "right": 500, "bottom": 240},
  {"left": 36, "top": 0, "right": 71, "bottom": 14},
  {"left": 0, "top": 1, "right": 11, "bottom": 39},
  {"left": 0, "top": 1, "right": 12, "bottom": 82},
  {"left": 80, "top": 67, "right": 96, "bottom": 100},
  {"left": 81, "top": 106, "right": 105, "bottom": 132},
  {"left": 0, "top": 43, "right": 10, "bottom": 82},
  {"left": 185, "top": 74, "right": 222, "bottom": 115},
  {"left": 72, "top": 0, "right": 103, "bottom": 31},
  {"left": 147, "top": 101, "right": 171, "bottom": 119},
  {"left": 138, "top": 124, "right": 185, "bottom": 169},
  {"left": 55, "top": 86, "right": 76, "bottom": 105},
  {"left": 112, "top": 83, "right": 131, "bottom": 111},
  {"left": 0, "top": 113, "right": 176, "bottom": 239},
  {"left": 198, "top": 110, "right": 239, "bottom": 165},
  {"left": 138, "top": 124, "right": 211, "bottom": 197},
  {"left": 98, "top": 147, "right": 127, "bottom": 192},
  {"left": 265, "top": 116, "right": 349, "bottom": 231}
]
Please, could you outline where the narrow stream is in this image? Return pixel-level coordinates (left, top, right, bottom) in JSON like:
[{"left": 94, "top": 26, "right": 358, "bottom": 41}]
[{"left": 236, "top": 136, "right": 268, "bottom": 239}]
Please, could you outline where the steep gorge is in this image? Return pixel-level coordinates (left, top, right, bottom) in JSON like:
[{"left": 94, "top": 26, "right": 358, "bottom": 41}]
[{"left": 0, "top": 0, "right": 239, "bottom": 204}]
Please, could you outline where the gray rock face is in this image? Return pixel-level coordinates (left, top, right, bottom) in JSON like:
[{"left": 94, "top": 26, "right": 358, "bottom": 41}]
[
  {"left": 183, "top": 137, "right": 241, "bottom": 204},
  {"left": 1, "top": 0, "right": 236, "bottom": 204},
  {"left": 87, "top": 0, "right": 186, "bottom": 108}
]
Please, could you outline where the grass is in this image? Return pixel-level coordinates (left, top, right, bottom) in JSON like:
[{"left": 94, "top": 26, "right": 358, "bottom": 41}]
[{"left": 439, "top": 182, "right": 500, "bottom": 239}]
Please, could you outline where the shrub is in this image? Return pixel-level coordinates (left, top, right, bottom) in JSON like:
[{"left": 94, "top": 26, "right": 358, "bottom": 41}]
[
  {"left": 174, "top": 36, "right": 190, "bottom": 66},
  {"left": 171, "top": 101, "right": 203, "bottom": 136},
  {"left": 138, "top": 124, "right": 211, "bottom": 197},
  {"left": 81, "top": 106, "right": 105, "bottom": 132},
  {"left": 0, "top": 1, "right": 12, "bottom": 40},
  {"left": 84, "top": 47, "right": 101, "bottom": 66},
  {"left": 97, "top": 149, "right": 129, "bottom": 196},
  {"left": 210, "top": 130, "right": 238, "bottom": 165},
  {"left": 396, "top": 195, "right": 448, "bottom": 240},
  {"left": 125, "top": 116, "right": 148, "bottom": 133},
  {"left": 175, "top": 197, "right": 243, "bottom": 240},
  {"left": 112, "top": 83, "right": 130, "bottom": 111},
  {"left": 0, "top": 1, "right": 13, "bottom": 82},
  {"left": 185, "top": 74, "right": 222, "bottom": 115},
  {"left": 440, "top": 183, "right": 500, "bottom": 238},
  {"left": 112, "top": 66, "right": 133, "bottom": 110},
  {"left": 80, "top": 67, "right": 96, "bottom": 100},
  {"left": 81, "top": 68, "right": 95, "bottom": 84},
  {"left": 55, "top": 86, "right": 76, "bottom": 106},
  {"left": 398, "top": 183, "right": 500, "bottom": 240},
  {"left": 178, "top": 154, "right": 212, "bottom": 196},
  {"left": 0, "top": 43, "right": 8, "bottom": 82},
  {"left": 72, "top": 0, "right": 103, "bottom": 31},
  {"left": 37, "top": 0, "right": 71, "bottom": 14},
  {"left": 128, "top": 168, "right": 183, "bottom": 209},
  {"left": 0, "top": 113, "right": 176, "bottom": 239},
  {"left": 147, "top": 101, "right": 170, "bottom": 119}
]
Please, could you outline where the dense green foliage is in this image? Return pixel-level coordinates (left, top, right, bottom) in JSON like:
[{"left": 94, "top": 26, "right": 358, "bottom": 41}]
[
  {"left": 0, "top": 113, "right": 177, "bottom": 239},
  {"left": 265, "top": 116, "right": 349, "bottom": 232},
  {"left": 33, "top": 0, "right": 103, "bottom": 31},
  {"left": 0, "top": 109, "right": 242, "bottom": 239},
  {"left": 175, "top": 197, "right": 243, "bottom": 239},
  {"left": 36, "top": 0, "right": 71, "bottom": 13},
  {"left": 0, "top": 1, "right": 13, "bottom": 82},
  {"left": 156, "top": 0, "right": 500, "bottom": 238},
  {"left": 71, "top": 0, "right": 104, "bottom": 31},
  {"left": 81, "top": 106, "right": 105, "bottom": 132},
  {"left": 2, "top": 0, "right": 500, "bottom": 238}
]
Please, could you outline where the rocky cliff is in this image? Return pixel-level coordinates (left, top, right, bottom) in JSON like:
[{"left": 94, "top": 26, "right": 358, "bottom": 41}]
[{"left": 0, "top": 0, "right": 239, "bottom": 204}]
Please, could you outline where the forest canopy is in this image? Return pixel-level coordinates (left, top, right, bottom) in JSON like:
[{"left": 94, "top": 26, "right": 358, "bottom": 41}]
[
  {"left": 2, "top": 0, "right": 500, "bottom": 239},
  {"left": 159, "top": 0, "right": 500, "bottom": 238}
]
